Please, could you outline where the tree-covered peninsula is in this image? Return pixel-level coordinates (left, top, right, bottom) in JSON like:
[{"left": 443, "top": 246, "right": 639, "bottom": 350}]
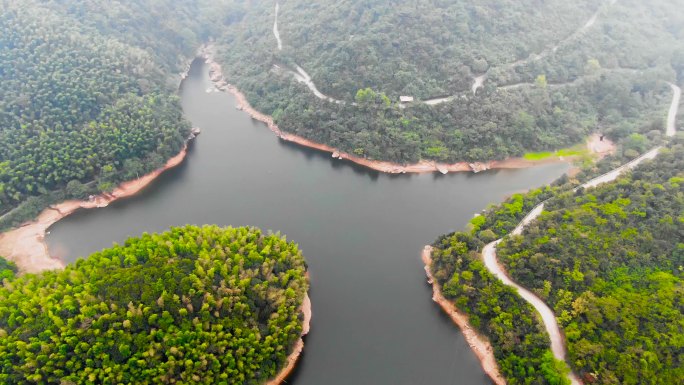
[
  {"left": 0, "top": 0, "right": 229, "bottom": 227},
  {"left": 430, "top": 140, "right": 684, "bottom": 384},
  {"left": 0, "top": 225, "right": 310, "bottom": 384}
]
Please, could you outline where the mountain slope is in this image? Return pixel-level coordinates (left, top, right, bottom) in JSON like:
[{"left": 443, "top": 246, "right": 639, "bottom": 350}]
[{"left": 215, "top": 0, "right": 683, "bottom": 164}]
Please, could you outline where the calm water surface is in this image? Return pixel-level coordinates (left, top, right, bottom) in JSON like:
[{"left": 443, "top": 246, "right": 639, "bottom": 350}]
[{"left": 47, "top": 60, "right": 568, "bottom": 385}]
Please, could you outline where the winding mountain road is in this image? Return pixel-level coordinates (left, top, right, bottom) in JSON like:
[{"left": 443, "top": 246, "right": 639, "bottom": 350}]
[
  {"left": 472, "top": 0, "right": 616, "bottom": 95},
  {"left": 481, "top": 83, "right": 680, "bottom": 385},
  {"left": 271, "top": 1, "right": 615, "bottom": 106},
  {"left": 273, "top": 2, "right": 283, "bottom": 51}
]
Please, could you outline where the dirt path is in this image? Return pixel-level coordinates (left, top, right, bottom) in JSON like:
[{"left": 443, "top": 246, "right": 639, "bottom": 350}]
[
  {"left": 667, "top": 83, "right": 681, "bottom": 137},
  {"left": 582, "top": 83, "right": 678, "bottom": 189},
  {"left": 423, "top": 95, "right": 457, "bottom": 105},
  {"left": 273, "top": 2, "right": 283, "bottom": 51},
  {"left": 471, "top": 1, "right": 616, "bottom": 95},
  {"left": 273, "top": 2, "right": 610, "bottom": 105},
  {"left": 581, "top": 147, "right": 660, "bottom": 189},
  {"left": 422, "top": 246, "right": 506, "bottom": 385},
  {"left": 291, "top": 65, "right": 345, "bottom": 104}
]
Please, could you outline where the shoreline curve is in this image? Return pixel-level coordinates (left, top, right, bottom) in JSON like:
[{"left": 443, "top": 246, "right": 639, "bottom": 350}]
[
  {"left": 200, "top": 44, "right": 608, "bottom": 175},
  {"left": 0, "top": 145, "right": 189, "bottom": 274},
  {"left": 421, "top": 245, "right": 506, "bottom": 385},
  {"left": 0, "top": 48, "right": 313, "bottom": 385},
  {"left": 265, "top": 291, "right": 312, "bottom": 385}
]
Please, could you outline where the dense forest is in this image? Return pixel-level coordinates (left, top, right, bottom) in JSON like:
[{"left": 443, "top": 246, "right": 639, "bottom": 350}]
[
  {"left": 496, "top": 148, "right": 684, "bottom": 383},
  {"left": 217, "top": 0, "right": 682, "bottom": 163},
  {"left": 0, "top": 0, "right": 231, "bottom": 227},
  {"left": 431, "top": 139, "right": 684, "bottom": 384},
  {"left": 0, "top": 225, "right": 309, "bottom": 384},
  {"left": 3, "top": 0, "right": 681, "bottom": 228}
]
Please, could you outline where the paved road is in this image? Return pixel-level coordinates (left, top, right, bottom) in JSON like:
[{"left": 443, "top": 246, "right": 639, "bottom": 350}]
[{"left": 481, "top": 82, "right": 680, "bottom": 385}]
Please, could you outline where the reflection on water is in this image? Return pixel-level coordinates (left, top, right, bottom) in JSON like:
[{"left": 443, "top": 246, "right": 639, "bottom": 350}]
[{"left": 47, "top": 60, "right": 568, "bottom": 385}]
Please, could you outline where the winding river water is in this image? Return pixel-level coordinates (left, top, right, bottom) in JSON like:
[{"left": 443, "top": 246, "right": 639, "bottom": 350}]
[{"left": 46, "top": 60, "right": 568, "bottom": 384}]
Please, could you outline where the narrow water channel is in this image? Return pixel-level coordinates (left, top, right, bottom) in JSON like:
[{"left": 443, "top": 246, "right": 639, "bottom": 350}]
[{"left": 47, "top": 60, "right": 568, "bottom": 385}]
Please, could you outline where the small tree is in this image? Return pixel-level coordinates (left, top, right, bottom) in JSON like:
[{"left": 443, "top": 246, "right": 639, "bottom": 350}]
[
  {"left": 66, "top": 180, "right": 88, "bottom": 199},
  {"left": 535, "top": 74, "right": 548, "bottom": 88}
]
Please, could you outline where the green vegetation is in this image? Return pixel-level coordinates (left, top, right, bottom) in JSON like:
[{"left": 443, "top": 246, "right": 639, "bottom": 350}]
[
  {"left": 497, "top": 147, "right": 684, "bottom": 384},
  {"left": 216, "top": 0, "right": 681, "bottom": 164},
  {"left": 432, "top": 140, "right": 684, "bottom": 384},
  {"left": 0, "top": 225, "right": 309, "bottom": 384},
  {"left": 523, "top": 152, "right": 555, "bottom": 161},
  {"left": 431, "top": 187, "right": 568, "bottom": 384},
  {"left": 0, "top": 0, "right": 232, "bottom": 220},
  {"left": 523, "top": 146, "right": 588, "bottom": 161},
  {"left": 0, "top": 257, "right": 16, "bottom": 281},
  {"left": 4, "top": 0, "right": 680, "bottom": 225}
]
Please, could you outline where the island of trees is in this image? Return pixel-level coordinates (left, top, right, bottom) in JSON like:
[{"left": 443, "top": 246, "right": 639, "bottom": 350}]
[
  {"left": 430, "top": 139, "right": 684, "bottom": 384},
  {"left": 0, "top": 225, "right": 310, "bottom": 384}
]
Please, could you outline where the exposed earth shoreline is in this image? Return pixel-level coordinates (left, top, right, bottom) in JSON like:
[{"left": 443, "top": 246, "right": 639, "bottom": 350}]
[
  {"left": 265, "top": 291, "right": 312, "bottom": 385},
  {"left": 478, "top": 83, "right": 680, "bottom": 385},
  {"left": 0, "top": 145, "right": 189, "bottom": 274},
  {"left": 0, "top": 48, "right": 312, "bottom": 385},
  {"left": 421, "top": 246, "right": 506, "bottom": 385},
  {"left": 200, "top": 44, "right": 612, "bottom": 175}
]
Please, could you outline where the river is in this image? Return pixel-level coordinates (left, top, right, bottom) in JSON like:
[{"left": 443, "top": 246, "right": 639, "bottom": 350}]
[{"left": 46, "top": 59, "right": 568, "bottom": 385}]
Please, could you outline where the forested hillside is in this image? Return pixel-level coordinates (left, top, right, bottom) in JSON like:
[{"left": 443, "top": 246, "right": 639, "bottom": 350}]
[
  {"left": 430, "top": 185, "right": 571, "bottom": 384},
  {"left": 216, "top": 0, "right": 682, "bottom": 163},
  {"left": 496, "top": 148, "right": 683, "bottom": 384},
  {"left": 4, "top": 0, "right": 681, "bottom": 227},
  {"left": 431, "top": 140, "right": 684, "bottom": 384},
  {"left": 0, "top": 226, "right": 309, "bottom": 384},
  {"left": 0, "top": 0, "right": 229, "bottom": 227}
]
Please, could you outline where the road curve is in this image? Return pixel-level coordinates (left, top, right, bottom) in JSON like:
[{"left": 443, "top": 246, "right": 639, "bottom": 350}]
[
  {"left": 482, "top": 241, "right": 580, "bottom": 379},
  {"left": 480, "top": 82, "right": 680, "bottom": 385},
  {"left": 291, "top": 65, "right": 346, "bottom": 104}
]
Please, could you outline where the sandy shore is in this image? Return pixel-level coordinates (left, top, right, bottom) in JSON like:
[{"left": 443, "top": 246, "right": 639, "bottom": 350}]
[
  {"left": 421, "top": 245, "right": 506, "bottom": 385},
  {"left": 265, "top": 291, "right": 312, "bottom": 385},
  {"left": 0, "top": 146, "right": 188, "bottom": 274},
  {"left": 200, "top": 45, "right": 606, "bottom": 175}
]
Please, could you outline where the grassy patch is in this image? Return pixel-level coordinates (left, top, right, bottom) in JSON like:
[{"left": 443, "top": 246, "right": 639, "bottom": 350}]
[
  {"left": 556, "top": 148, "right": 585, "bottom": 157},
  {"left": 523, "top": 151, "right": 554, "bottom": 160},
  {"left": 524, "top": 145, "right": 589, "bottom": 161}
]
